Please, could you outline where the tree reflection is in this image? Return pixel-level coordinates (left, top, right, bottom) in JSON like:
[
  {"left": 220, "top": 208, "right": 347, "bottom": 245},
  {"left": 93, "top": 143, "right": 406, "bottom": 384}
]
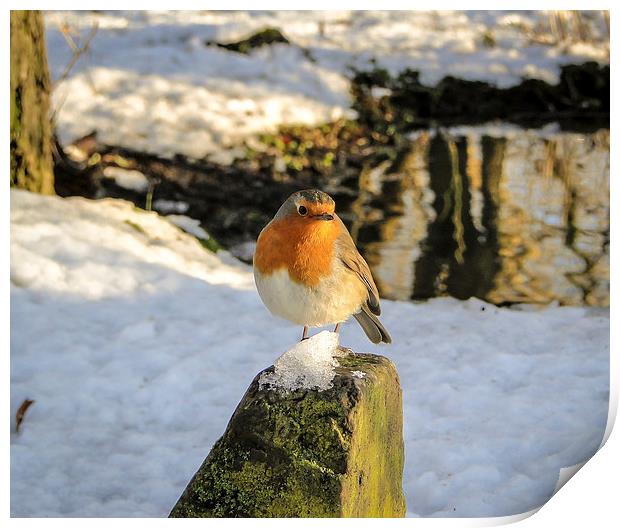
[{"left": 347, "top": 127, "right": 609, "bottom": 307}]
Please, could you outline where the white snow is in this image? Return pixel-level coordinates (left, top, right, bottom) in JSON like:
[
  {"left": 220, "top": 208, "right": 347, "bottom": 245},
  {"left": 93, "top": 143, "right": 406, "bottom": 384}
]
[
  {"left": 164, "top": 214, "right": 209, "bottom": 241},
  {"left": 229, "top": 240, "right": 257, "bottom": 262},
  {"left": 10, "top": 190, "right": 609, "bottom": 517},
  {"left": 102, "top": 166, "right": 150, "bottom": 193},
  {"left": 259, "top": 331, "right": 340, "bottom": 392},
  {"left": 152, "top": 200, "right": 189, "bottom": 214},
  {"left": 44, "top": 10, "right": 609, "bottom": 162}
]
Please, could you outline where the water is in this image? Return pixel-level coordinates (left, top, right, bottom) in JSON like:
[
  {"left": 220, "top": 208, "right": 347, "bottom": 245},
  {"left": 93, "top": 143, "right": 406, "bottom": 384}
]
[{"left": 333, "top": 125, "right": 609, "bottom": 307}]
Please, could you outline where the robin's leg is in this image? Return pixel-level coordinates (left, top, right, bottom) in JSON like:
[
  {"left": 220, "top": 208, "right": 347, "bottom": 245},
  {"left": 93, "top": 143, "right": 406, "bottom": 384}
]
[
  {"left": 301, "top": 326, "right": 309, "bottom": 341},
  {"left": 334, "top": 323, "right": 352, "bottom": 356}
]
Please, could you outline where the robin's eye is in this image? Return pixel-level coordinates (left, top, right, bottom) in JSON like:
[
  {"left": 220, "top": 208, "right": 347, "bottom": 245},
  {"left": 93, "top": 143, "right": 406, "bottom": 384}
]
[{"left": 298, "top": 205, "right": 308, "bottom": 216}]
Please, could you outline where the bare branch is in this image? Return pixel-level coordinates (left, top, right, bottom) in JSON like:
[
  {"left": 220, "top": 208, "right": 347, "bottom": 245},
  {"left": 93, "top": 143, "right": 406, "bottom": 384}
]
[{"left": 53, "top": 21, "right": 99, "bottom": 90}]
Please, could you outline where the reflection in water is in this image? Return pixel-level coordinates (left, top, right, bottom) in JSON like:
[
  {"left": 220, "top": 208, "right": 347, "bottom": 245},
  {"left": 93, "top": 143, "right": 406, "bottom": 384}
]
[{"left": 337, "top": 126, "right": 609, "bottom": 307}]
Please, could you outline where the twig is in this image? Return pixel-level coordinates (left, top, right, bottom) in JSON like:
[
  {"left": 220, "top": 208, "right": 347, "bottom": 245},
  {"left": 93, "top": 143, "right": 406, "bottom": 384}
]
[
  {"left": 53, "top": 21, "right": 99, "bottom": 90},
  {"left": 50, "top": 21, "right": 99, "bottom": 128}
]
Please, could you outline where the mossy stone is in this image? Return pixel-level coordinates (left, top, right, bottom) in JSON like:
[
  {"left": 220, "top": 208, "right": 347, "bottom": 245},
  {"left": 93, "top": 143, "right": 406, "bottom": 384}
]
[{"left": 169, "top": 351, "right": 405, "bottom": 518}]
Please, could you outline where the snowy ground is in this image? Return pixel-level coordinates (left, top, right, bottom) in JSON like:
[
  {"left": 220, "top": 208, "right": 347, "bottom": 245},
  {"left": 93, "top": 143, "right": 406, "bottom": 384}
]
[
  {"left": 10, "top": 190, "right": 609, "bottom": 517},
  {"left": 44, "top": 10, "right": 609, "bottom": 162}
]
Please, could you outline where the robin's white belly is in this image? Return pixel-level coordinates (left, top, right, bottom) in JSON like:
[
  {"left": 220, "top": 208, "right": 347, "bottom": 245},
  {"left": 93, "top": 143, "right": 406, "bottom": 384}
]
[{"left": 254, "top": 265, "right": 367, "bottom": 327}]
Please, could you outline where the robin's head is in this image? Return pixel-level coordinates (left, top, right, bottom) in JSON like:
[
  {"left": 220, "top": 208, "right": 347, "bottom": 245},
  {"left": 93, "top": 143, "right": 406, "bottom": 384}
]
[{"left": 274, "top": 189, "right": 336, "bottom": 222}]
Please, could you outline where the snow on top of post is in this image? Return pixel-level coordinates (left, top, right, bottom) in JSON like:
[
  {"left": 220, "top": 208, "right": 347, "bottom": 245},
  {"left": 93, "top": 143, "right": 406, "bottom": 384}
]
[{"left": 259, "top": 331, "right": 340, "bottom": 392}]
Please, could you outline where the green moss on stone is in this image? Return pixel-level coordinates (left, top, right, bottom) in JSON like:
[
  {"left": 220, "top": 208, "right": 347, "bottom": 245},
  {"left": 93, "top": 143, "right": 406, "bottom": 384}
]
[{"left": 170, "top": 352, "right": 405, "bottom": 518}]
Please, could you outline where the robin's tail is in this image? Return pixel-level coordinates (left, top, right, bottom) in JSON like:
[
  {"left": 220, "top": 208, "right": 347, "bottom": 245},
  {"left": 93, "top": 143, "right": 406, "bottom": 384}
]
[{"left": 353, "top": 304, "right": 392, "bottom": 344}]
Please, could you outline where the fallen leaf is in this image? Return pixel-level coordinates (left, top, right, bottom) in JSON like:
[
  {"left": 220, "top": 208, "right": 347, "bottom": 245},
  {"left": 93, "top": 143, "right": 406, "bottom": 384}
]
[{"left": 15, "top": 399, "right": 35, "bottom": 433}]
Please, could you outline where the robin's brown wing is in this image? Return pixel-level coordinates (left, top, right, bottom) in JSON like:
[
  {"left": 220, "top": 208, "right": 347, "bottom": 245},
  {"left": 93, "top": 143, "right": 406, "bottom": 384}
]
[{"left": 334, "top": 215, "right": 381, "bottom": 315}]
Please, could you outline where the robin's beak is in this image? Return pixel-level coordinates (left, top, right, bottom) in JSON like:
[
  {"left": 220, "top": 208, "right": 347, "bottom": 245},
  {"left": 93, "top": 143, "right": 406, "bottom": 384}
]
[{"left": 312, "top": 213, "right": 334, "bottom": 221}]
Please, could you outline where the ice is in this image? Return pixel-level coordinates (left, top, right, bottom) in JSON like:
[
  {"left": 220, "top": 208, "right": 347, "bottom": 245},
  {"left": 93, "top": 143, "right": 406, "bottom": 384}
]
[{"left": 259, "top": 331, "right": 340, "bottom": 392}]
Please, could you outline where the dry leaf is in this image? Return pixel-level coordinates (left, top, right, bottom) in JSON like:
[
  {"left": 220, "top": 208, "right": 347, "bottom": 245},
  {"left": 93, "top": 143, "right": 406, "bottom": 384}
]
[{"left": 15, "top": 399, "right": 35, "bottom": 433}]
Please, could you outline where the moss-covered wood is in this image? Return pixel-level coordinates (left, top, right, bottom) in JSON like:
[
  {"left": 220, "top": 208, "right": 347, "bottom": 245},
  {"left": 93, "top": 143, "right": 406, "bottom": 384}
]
[
  {"left": 169, "top": 352, "right": 405, "bottom": 518},
  {"left": 10, "top": 10, "right": 55, "bottom": 194}
]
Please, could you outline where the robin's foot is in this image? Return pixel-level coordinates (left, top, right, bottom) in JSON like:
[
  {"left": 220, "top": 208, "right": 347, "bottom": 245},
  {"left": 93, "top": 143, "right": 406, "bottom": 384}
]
[
  {"left": 301, "top": 326, "right": 309, "bottom": 341},
  {"left": 334, "top": 323, "right": 341, "bottom": 333}
]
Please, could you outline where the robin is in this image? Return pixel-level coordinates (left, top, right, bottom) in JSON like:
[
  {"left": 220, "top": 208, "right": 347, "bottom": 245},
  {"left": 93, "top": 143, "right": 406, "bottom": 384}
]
[{"left": 253, "top": 189, "right": 391, "bottom": 344}]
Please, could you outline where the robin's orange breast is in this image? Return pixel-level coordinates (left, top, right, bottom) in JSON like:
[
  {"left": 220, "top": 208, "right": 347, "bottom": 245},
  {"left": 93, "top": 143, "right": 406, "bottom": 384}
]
[{"left": 254, "top": 215, "right": 341, "bottom": 287}]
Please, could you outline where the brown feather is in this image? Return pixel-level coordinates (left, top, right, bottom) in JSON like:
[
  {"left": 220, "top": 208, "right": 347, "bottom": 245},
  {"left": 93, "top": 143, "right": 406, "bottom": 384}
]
[
  {"left": 335, "top": 215, "right": 382, "bottom": 315},
  {"left": 353, "top": 304, "right": 392, "bottom": 344}
]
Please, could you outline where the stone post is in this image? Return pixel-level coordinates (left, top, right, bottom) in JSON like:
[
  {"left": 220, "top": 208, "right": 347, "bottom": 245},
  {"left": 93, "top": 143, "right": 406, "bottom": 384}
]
[{"left": 170, "top": 349, "right": 406, "bottom": 518}]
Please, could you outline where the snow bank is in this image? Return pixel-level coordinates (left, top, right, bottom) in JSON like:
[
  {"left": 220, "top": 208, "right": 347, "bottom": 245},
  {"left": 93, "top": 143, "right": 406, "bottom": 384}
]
[
  {"left": 259, "top": 331, "right": 340, "bottom": 391},
  {"left": 44, "top": 11, "right": 609, "bottom": 161},
  {"left": 10, "top": 190, "right": 609, "bottom": 517}
]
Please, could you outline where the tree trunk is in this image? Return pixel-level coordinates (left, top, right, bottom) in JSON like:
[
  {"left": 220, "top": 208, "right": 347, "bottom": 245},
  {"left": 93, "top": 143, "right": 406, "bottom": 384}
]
[{"left": 10, "top": 10, "right": 55, "bottom": 194}]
